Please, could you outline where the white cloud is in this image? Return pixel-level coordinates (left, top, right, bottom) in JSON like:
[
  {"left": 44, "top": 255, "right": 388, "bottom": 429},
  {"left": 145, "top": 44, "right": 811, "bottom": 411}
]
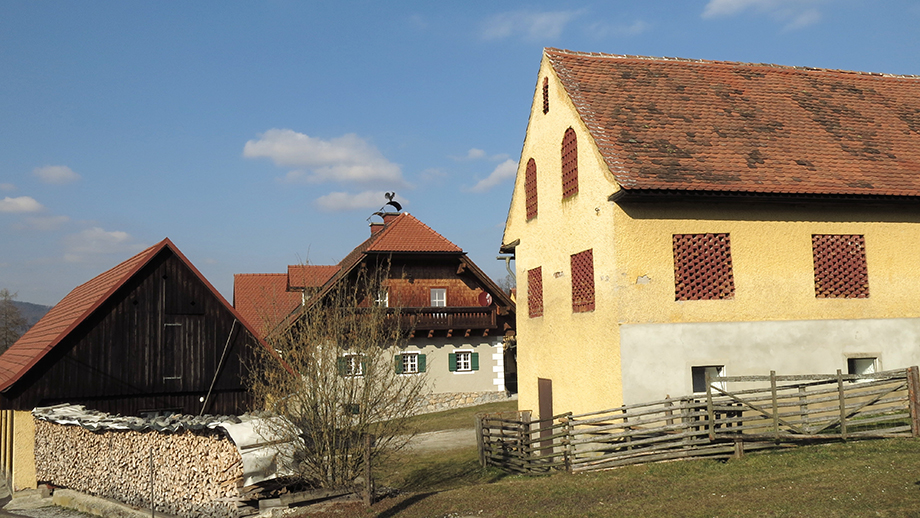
[
  {"left": 466, "top": 148, "right": 486, "bottom": 160},
  {"left": 33, "top": 165, "right": 81, "bottom": 185},
  {"left": 0, "top": 183, "right": 14, "bottom": 192},
  {"left": 243, "top": 129, "right": 405, "bottom": 186},
  {"left": 451, "top": 148, "right": 510, "bottom": 162},
  {"left": 469, "top": 159, "right": 518, "bottom": 193},
  {"left": 702, "top": 0, "right": 825, "bottom": 29},
  {"left": 63, "top": 227, "right": 146, "bottom": 263},
  {"left": 0, "top": 196, "right": 43, "bottom": 213},
  {"left": 481, "top": 10, "right": 583, "bottom": 41},
  {"left": 315, "top": 191, "right": 408, "bottom": 212}
]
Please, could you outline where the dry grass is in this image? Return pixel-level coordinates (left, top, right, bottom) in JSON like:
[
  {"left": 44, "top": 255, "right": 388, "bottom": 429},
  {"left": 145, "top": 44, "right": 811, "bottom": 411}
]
[{"left": 292, "top": 403, "right": 920, "bottom": 518}]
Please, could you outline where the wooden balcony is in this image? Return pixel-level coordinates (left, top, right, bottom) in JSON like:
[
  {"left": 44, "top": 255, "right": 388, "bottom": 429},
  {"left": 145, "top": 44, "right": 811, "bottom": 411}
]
[{"left": 385, "top": 306, "right": 498, "bottom": 336}]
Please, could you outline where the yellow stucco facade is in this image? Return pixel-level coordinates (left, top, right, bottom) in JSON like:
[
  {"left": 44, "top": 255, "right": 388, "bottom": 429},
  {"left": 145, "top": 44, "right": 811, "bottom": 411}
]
[{"left": 504, "top": 55, "right": 920, "bottom": 418}]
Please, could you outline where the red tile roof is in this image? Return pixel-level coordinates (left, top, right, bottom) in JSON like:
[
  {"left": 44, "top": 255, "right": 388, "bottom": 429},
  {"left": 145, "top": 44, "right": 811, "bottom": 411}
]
[
  {"left": 233, "top": 273, "right": 304, "bottom": 336},
  {"left": 0, "top": 238, "right": 261, "bottom": 392},
  {"left": 287, "top": 265, "right": 339, "bottom": 290},
  {"left": 545, "top": 48, "right": 920, "bottom": 197}
]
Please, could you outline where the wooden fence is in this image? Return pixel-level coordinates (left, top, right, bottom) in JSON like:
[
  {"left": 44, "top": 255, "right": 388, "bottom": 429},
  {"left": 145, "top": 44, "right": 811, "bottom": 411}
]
[{"left": 477, "top": 366, "right": 920, "bottom": 474}]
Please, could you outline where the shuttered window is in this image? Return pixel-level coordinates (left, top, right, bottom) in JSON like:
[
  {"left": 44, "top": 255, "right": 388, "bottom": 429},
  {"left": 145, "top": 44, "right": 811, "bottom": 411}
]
[
  {"left": 813, "top": 234, "right": 869, "bottom": 298},
  {"left": 525, "top": 158, "right": 538, "bottom": 220},
  {"left": 562, "top": 128, "right": 578, "bottom": 198},
  {"left": 673, "top": 233, "right": 735, "bottom": 301},
  {"left": 571, "top": 249, "right": 594, "bottom": 312},
  {"left": 528, "top": 267, "right": 543, "bottom": 318}
]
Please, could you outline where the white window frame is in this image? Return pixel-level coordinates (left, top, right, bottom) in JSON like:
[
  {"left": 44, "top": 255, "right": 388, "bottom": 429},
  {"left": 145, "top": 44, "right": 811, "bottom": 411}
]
[
  {"left": 692, "top": 365, "right": 725, "bottom": 394},
  {"left": 343, "top": 353, "right": 364, "bottom": 377},
  {"left": 430, "top": 288, "right": 446, "bottom": 307},
  {"left": 401, "top": 352, "right": 419, "bottom": 374},
  {"left": 375, "top": 288, "right": 389, "bottom": 307},
  {"left": 456, "top": 351, "right": 472, "bottom": 372}
]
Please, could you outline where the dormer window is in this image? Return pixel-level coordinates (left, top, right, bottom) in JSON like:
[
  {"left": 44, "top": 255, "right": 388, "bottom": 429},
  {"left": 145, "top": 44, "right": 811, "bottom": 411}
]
[{"left": 430, "top": 288, "right": 446, "bottom": 307}]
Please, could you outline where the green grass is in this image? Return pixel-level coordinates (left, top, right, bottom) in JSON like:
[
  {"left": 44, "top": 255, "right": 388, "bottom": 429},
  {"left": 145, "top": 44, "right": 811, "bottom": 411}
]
[
  {"left": 294, "top": 402, "right": 920, "bottom": 517},
  {"left": 402, "top": 400, "right": 518, "bottom": 434}
]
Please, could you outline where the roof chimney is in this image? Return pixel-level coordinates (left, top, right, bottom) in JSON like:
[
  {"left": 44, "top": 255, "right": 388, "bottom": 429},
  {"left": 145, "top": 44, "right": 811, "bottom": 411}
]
[
  {"left": 382, "top": 212, "right": 399, "bottom": 224},
  {"left": 370, "top": 222, "right": 384, "bottom": 235}
]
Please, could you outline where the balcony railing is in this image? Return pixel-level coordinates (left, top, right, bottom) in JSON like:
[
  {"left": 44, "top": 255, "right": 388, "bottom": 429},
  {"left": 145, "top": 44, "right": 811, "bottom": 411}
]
[{"left": 386, "top": 306, "right": 497, "bottom": 330}]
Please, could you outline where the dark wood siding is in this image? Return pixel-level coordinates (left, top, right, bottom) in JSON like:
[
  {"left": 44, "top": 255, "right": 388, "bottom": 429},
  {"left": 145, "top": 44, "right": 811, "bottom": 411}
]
[{"left": 0, "top": 249, "right": 257, "bottom": 415}]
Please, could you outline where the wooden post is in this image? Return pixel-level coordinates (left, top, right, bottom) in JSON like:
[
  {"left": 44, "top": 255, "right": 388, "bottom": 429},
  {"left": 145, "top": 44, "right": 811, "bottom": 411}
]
[
  {"left": 770, "top": 370, "right": 779, "bottom": 440},
  {"left": 622, "top": 405, "right": 632, "bottom": 450},
  {"left": 706, "top": 372, "right": 716, "bottom": 441},
  {"left": 364, "top": 434, "right": 374, "bottom": 506},
  {"left": 562, "top": 415, "right": 573, "bottom": 473},
  {"left": 664, "top": 397, "right": 674, "bottom": 426},
  {"left": 907, "top": 366, "right": 920, "bottom": 438},
  {"left": 733, "top": 438, "right": 744, "bottom": 459},
  {"left": 798, "top": 385, "right": 808, "bottom": 433},
  {"left": 475, "top": 414, "right": 486, "bottom": 467},
  {"left": 837, "top": 369, "right": 847, "bottom": 440}
]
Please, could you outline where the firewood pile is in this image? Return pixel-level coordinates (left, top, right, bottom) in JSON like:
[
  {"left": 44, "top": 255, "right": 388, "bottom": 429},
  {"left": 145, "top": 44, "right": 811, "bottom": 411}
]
[{"left": 34, "top": 414, "right": 247, "bottom": 517}]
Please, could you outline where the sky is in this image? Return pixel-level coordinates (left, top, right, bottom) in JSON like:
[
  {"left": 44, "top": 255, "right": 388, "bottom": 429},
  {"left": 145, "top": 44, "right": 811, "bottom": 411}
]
[{"left": 2, "top": 0, "right": 920, "bottom": 306}]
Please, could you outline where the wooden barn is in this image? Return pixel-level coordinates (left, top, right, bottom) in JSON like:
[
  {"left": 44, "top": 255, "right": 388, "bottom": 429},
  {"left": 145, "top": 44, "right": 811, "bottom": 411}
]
[{"left": 0, "top": 238, "right": 262, "bottom": 416}]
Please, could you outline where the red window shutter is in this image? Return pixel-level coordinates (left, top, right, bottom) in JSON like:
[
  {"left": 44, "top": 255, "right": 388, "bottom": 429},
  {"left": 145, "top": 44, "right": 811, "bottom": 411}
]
[
  {"left": 812, "top": 234, "right": 869, "bottom": 298},
  {"left": 672, "top": 233, "right": 735, "bottom": 301},
  {"left": 571, "top": 249, "right": 594, "bottom": 312},
  {"left": 528, "top": 267, "right": 543, "bottom": 318},
  {"left": 525, "top": 158, "right": 538, "bottom": 220},
  {"left": 562, "top": 128, "right": 578, "bottom": 199}
]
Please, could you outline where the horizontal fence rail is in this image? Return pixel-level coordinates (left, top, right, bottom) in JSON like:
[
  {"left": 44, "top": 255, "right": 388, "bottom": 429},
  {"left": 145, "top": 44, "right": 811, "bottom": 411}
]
[{"left": 478, "top": 366, "right": 920, "bottom": 474}]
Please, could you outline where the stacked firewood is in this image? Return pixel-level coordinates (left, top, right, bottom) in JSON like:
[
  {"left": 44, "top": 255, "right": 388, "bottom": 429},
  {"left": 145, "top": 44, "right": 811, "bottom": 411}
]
[{"left": 34, "top": 419, "right": 245, "bottom": 517}]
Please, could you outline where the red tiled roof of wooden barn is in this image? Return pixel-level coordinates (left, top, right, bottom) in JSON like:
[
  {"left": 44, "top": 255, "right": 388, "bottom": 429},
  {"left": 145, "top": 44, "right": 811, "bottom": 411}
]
[{"left": 544, "top": 48, "right": 920, "bottom": 197}]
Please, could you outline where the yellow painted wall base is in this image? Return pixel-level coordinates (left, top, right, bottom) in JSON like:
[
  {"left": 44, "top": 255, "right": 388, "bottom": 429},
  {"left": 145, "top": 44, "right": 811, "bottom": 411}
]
[{"left": 12, "top": 412, "right": 36, "bottom": 492}]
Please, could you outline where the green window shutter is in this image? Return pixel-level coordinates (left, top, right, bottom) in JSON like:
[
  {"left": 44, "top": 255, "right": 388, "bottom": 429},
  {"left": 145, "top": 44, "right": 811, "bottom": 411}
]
[
  {"left": 448, "top": 353, "right": 457, "bottom": 372},
  {"left": 360, "top": 359, "right": 367, "bottom": 376},
  {"left": 395, "top": 354, "right": 403, "bottom": 374},
  {"left": 471, "top": 352, "right": 480, "bottom": 371},
  {"left": 418, "top": 354, "right": 426, "bottom": 373},
  {"left": 337, "top": 357, "right": 346, "bottom": 376}
]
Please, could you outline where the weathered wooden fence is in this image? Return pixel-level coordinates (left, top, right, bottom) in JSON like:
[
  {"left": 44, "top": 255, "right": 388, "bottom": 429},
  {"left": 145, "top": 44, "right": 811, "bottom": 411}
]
[{"left": 477, "top": 366, "right": 920, "bottom": 474}]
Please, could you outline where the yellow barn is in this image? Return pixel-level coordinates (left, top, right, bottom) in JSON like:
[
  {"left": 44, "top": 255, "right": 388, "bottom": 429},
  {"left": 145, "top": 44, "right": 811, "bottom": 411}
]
[{"left": 502, "top": 48, "right": 920, "bottom": 418}]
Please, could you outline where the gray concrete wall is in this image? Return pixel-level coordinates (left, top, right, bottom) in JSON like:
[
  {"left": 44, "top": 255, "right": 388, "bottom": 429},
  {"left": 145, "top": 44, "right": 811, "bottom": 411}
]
[
  {"left": 403, "top": 336, "right": 506, "bottom": 394},
  {"left": 619, "top": 318, "right": 920, "bottom": 404}
]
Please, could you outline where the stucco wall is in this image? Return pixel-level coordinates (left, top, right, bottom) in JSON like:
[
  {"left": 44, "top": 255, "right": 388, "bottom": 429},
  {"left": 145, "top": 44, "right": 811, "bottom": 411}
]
[
  {"left": 620, "top": 318, "right": 920, "bottom": 404},
  {"left": 404, "top": 337, "right": 506, "bottom": 394},
  {"left": 12, "top": 410, "right": 36, "bottom": 492}
]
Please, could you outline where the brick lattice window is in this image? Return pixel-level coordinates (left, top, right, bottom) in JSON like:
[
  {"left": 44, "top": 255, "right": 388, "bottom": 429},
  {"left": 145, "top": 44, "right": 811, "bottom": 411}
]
[
  {"left": 528, "top": 267, "right": 543, "bottom": 318},
  {"left": 571, "top": 249, "right": 595, "bottom": 312},
  {"left": 525, "top": 158, "right": 538, "bottom": 220},
  {"left": 812, "top": 234, "right": 869, "bottom": 298},
  {"left": 562, "top": 128, "right": 578, "bottom": 198},
  {"left": 542, "top": 77, "right": 549, "bottom": 114},
  {"left": 673, "top": 233, "right": 735, "bottom": 301}
]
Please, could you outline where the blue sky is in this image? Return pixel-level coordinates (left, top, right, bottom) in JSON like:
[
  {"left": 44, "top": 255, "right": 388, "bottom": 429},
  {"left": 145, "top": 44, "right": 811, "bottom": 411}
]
[{"left": 2, "top": 0, "right": 919, "bottom": 306}]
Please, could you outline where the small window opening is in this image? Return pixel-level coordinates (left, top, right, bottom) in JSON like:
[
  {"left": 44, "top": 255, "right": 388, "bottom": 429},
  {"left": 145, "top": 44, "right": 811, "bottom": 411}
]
[{"left": 692, "top": 365, "right": 725, "bottom": 394}]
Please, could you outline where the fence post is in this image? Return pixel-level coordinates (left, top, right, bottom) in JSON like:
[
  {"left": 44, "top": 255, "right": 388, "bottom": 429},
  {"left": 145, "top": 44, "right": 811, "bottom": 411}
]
[
  {"left": 837, "top": 369, "right": 847, "bottom": 440},
  {"left": 476, "top": 414, "right": 486, "bottom": 467},
  {"left": 622, "top": 405, "right": 632, "bottom": 450},
  {"left": 907, "top": 366, "right": 920, "bottom": 438},
  {"left": 562, "top": 413, "right": 573, "bottom": 473},
  {"left": 664, "top": 397, "right": 674, "bottom": 427},
  {"left": 771, "top": 370, "right": 779, "bottom": 440},
  {"left": 798, "top": 385, "right": 808, "bottom": 433},
  {"left": 706, "top": 372, "right": 715, "bottom": 441}
]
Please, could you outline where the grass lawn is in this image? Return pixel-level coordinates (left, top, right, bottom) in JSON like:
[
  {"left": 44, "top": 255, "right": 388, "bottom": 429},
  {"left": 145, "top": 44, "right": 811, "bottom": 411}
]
[{"left": 292, "top": 403, "right": 920, "bottom": 518}]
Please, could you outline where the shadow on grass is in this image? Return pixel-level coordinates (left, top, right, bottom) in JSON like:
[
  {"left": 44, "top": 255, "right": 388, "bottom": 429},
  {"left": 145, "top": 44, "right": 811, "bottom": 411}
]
[
  {"left": 399, "top": 457, "right": 511, "bottom": 493},
  {"left": 376, "top": 492, "right": 438, "bottom": 518}
]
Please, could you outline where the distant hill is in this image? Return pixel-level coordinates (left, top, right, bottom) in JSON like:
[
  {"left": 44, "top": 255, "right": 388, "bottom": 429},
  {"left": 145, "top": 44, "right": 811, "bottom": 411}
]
[{"left": 12, "top": 300, "right": 52, "bottom": 329}]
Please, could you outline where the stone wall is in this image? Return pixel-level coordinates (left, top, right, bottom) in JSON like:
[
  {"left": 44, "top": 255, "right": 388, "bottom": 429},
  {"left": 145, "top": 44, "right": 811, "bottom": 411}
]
[{"left": 415, "top": 390, "right": 513, "bottom": 414}]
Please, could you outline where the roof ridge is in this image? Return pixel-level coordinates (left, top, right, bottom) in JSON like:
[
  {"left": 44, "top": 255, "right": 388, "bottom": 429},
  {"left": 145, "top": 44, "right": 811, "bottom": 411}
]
[{"left": 544, "top": 47, "right": 920, "bottom": 80}]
